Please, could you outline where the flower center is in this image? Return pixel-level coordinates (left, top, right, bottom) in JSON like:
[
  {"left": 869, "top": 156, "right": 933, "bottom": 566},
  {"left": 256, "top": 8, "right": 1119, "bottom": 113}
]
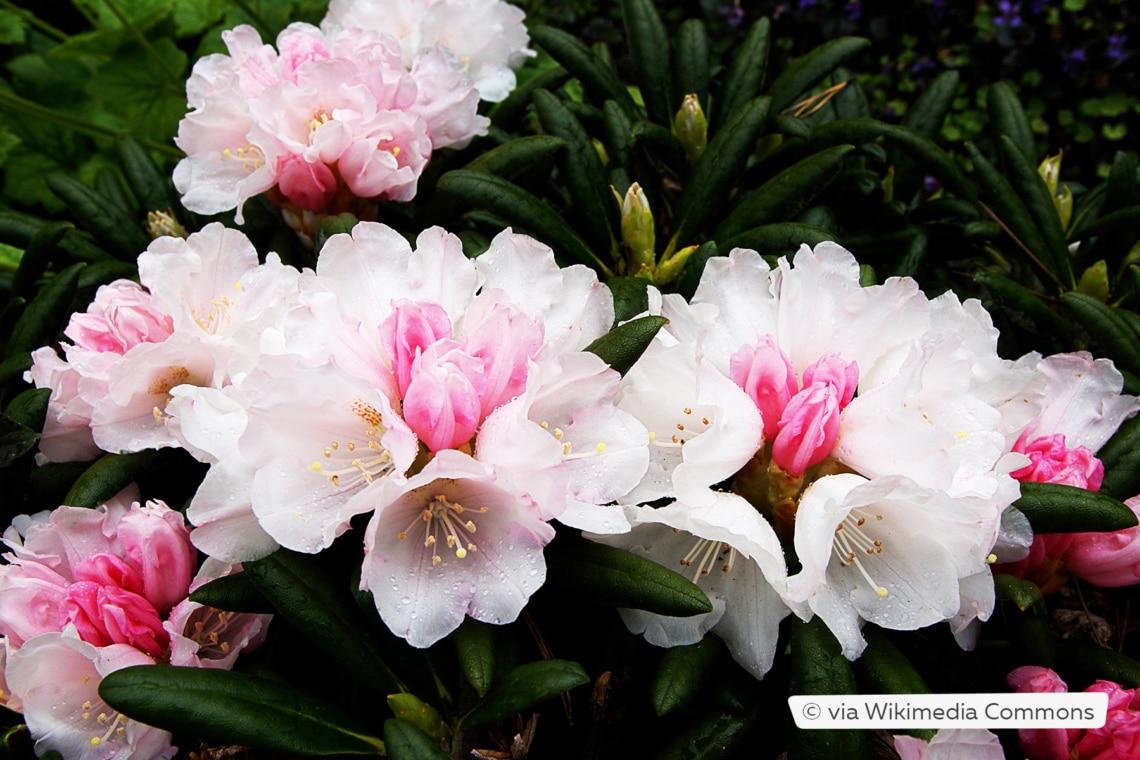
[
  {"left": 80, "top": 695, "right": 128, "bottom": 748},
  {"left": 539, "top": 421, "right": 610, "bottom": 459},
  {"left": 645, "top": 406, "right": 713, "bottom": 448},
  {"left": 398, "top": 494, "right": 487, "bottom": 567},
  {"left": 310, "top": 400, "right": 394, "bottom": 488},
  {"left": 222, "top": 143, "right": 265, "bottom": 170},
  {"left": 186, "top": 607, "right": 235, "bottom": 657},
  {"left": 832, "top": 508, "right": 888, "bottom": 597},
  {"left": 307, "top": 109, "right": 332, "bottom": 143},
  {"left": 190, "top": 281, "right": 242, "bottom": 334},
  {"left": 677, "top": 536, "right": 737, "bottom": 584}
]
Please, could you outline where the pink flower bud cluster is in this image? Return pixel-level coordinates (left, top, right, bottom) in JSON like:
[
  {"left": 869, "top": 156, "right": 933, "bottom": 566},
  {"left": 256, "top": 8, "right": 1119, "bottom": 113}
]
[
  {"left": 1009, "top": 666, "right": 1140, "bottom": 760},
  {"left": 0, "top": 492, "right": 272, "bottom": 760},
  {"left": 174, "top": 21, "right": 489, "bottom": 225}
]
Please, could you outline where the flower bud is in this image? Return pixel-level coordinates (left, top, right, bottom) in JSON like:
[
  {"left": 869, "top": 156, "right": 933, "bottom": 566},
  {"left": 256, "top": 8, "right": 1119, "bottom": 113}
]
[
  {"left": 1038, "top": 150, "right": 1062, "bottom": 196},
  {"left": 653, "top": 244, "right": 698, "bottom": 286},
  {"left": 388, "top": 693, "right": 446, "bottom": 740},
  {"left": 617, "top": 182, "right": 656, "bottom": 277},
  {"left": 672, "top": 93, "right": 707, "bottom": 165}
]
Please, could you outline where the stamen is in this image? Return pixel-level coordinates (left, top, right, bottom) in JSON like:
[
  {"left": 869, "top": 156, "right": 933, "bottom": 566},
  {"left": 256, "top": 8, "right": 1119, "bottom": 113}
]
[
  {"left": 832, "top": 509, "right": 889, "bottom": 597},
  {"left": 409, "top": 495, "right": 485, "bottom": 567}
]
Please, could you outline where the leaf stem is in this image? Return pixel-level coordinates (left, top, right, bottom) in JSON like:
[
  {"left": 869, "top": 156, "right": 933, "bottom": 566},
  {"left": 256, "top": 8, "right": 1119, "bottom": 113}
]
[
  {"left": 99, "top": 0, "right": 182, "bottom": 85},
  {"left": 0, "top": 89, "right": 182, "bottom": 157},
  {"left": 0, "top": 0, "right": 69, "bottom": 42}
]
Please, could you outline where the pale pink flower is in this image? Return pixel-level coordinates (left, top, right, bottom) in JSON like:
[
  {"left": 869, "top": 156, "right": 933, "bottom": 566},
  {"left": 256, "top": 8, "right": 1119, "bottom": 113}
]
[
  {"left": 4, "top": 629, "right": 175, "bottom": 760},
  {"left": 1064, "top": 495, "right": 1140, "bottom": 587},
  {"left": 894, "top": 729, "right": 1004, "bottom": 760},
  {"left": 322, "top": 0, "right": 534, "bottom": 102},
  {"left": 1009, "top": 665, "right": 1140, "bottom": 760}
]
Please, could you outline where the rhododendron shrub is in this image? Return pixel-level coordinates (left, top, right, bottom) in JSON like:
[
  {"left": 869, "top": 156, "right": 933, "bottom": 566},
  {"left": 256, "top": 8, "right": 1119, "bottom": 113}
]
[{"left": 0, "top": 492, "right": 271, "bottom": 759}]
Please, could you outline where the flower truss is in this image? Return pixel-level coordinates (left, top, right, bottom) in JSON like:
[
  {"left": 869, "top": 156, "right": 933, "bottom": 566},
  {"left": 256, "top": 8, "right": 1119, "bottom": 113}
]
[
  {"left": 0, "top": 490, "right": 271, "bottom": 759},
  {"left": 173, "top": 222, "right": 648, "bottom": 647},
  {"left": 599, "top": 242, "right": 1044, "bottom": 670}
]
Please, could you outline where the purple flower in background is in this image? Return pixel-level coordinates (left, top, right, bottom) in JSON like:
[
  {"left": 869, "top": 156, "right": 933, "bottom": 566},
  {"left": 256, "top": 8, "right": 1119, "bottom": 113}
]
[
  {"left": 797, "top": 0, "right": 819, "bottom": 9},
  {"left": 924, "top": 176, "right": 942, "bottom": 194},
  {"left": 845, "top": 0, "right": 862, "bottom": 21},
  {"left": 1107, "top": 34, "right": 1128, "bottom": 63},
  {"left": 994, "top": 1, "right": 1023, "bottom": 28},
  {"left": 717, "top": 0, "right": 744, "bottom": 26},
  {"left": 1063, "top": 47, "right": 1087, "bottom": 77},
  {"left": 911, "top": 57, "right": 936, "bottom": 74}
]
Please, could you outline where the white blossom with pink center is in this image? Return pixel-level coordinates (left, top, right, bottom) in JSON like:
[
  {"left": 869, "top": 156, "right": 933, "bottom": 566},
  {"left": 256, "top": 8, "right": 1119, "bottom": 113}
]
[
  {"left": 322, "top": 0, "right": 534, "bottom": 103},
  {"left": 180, "top": 222, "right": 647, "bottom": 645},
  {"left": 174, "top": 20, "right": 487, "bottom": 224},
  {"left": 612, "top": 243, "right": 1040, "bottom": 661}
]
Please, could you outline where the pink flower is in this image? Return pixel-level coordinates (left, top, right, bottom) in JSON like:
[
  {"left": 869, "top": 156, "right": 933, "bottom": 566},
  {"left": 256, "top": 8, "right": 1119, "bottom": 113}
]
[
  {"left": 1008, "top": 665, "right": 1140, "bottom": 760},
  {"left": 894, "top": 728, "right": 1004, "bottom": 760},
  {"left": 164, "top": 560, "right": 272, "bottom": 670},
  {"left": 1065, "top": 496, "right": 1140, "bottom": 587},
  {"left": 1012, "top": 431, "right": 1104, "bottom": 490}
]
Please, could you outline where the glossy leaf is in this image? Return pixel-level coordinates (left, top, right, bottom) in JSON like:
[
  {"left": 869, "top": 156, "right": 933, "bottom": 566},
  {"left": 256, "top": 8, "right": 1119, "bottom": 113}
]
[
  {"left": 608, "top": 276, "right": 650, "bottom": 325},
  {"left": 245, "top": 549, "right": 407, "bottom": 695},
  {"left": 974, "top": 269, "right": 1071, "bottom": 344},
  {"left": 436, "top": 170, "right": 609, "bottom": 274},
  {"left": 99, "top": 665, "right": 385, "bottom": 755},
  {"left": 5, "top": 262, "right": 83, "bottom": 360},
  {"left": 673, "top": 19, "right": 710, "bottom": 110},
  {"left": 0, "top": 416, "right": 38, "bottom": 468},
  {"left": 1061, "top": 291, "right": 1140, "bottom": 376},
  {"left": 1071, "top": 205, "right": 1140, "bottom": 242},
  {"left": 387, "top": 694, "right": 446, "bottom": 742},
  {"left": 787, "top": 617, "right": 871, "bottom": 760},
  {"left": 4, "top": 387, "right": 49, "bottom": 431},
  {"left": 995, "top": 573, "right": 1047, "bottom": 615},
  {"left": 491, "top": 65, "right": 570, "bottom": 128},
  {"left": 656, "top": 709, "right": 758, "bottom": 760},
  {"left": 1098, "top": 414, "right": 1140, "bottom": 500},
  {"left": 116, "top": 134, "right": 171, "bottom": 212},
  {"left": 188, "top": 571, "right": 275, "bottom": 614},
  {"left": 462, "top": 134, "right": 567, "bottom": 179},
  {"left": 621, "top": 0, "right": 673, "bottom": 126},
  {"left": 997, "top": 136, "right": 1073, "bottom": 287},
  {"left": 452, "top": 618, "right": 497, "bottom": 698},
  {"left": 1057, "top": 641, "right": 1140, "bottom": 689},
  {"left": 546, "top": 539, "right": 712, "bottom": 616},
  {"left": 12, "top": 221, "right": 71, "bottom": 300},
  {"left": 529, "top": 25, "right": 635, "bottom": 115},
  {"left": 902, "top": 70, "right": 959, "bottom": 138},
  {"left": 459, "top": 659, "right": 589, "bottom": 730},
  {"left": 712, "top": 17, "right": 769, "bottom": 130},
  {"left": 715, "top": 145, "right": 854, "bottom": 243},
  {"left": 720, "top": 223, "right": 836, "bottom": 257},
  {"left": 383, "top": 718, "right": 448, "bottom": 760},
  {"left": 651, "top": 637, "right": 722, "bottom": 717},
  {"left": 0, "top": 209, "right": 112, "bottom": 263},
  {"left": 583, "top": 315, "right": 669, "bottom": 376},
  {"left": 1013, "top": 481, "right": 1138, "bottom": 534},
  {"left": 766, "top": 37, "right": 870, "bottom": 114},
  {"left": 63, "top": 449, "right": 163, "bottom": 508},
  {"left": 987, "top": 81, "right": 1034, "bottom": 160},
  {"left": 45, "top": 174, "right": 150, "bottom": 259}
]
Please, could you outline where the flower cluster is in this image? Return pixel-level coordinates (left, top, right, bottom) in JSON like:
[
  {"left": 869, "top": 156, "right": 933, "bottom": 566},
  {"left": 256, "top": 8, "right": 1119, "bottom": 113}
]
[
  {"left": 0, "top": 490, "right": 271, "bottom": 759},
  {"left": 174, "top": 0, "right": 530, "bottom": 231}
]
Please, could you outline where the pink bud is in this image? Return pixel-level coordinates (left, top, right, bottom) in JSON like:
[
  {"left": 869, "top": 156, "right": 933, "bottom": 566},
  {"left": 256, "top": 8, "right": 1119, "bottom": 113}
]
[
  {"left": 1007, "top": 666, "right": 1075, "bottom": 760},
  {"left": 462, "top": 302, "right": 543, "bottom": 419},
  {"left": 71, "top": 553, "right": 145, "bottom": 597},
  {"left": 64, "top": 281, "right": 173, "bottom": 355},
  {"left": 771, "top": 382, "right": 841, "bottom": 477},
  {"left": 1064, "top": 497, "right": 1140, "bottom": 588},
  {"left": 729, "top": 336, "right": 798, "bottom": 442},
  {"left": 277, "top": 155, "right": 338, "bottom": 211},
  {"left": 1011, "top": 432, "right": 1105, "bottom": 491},
  {"left": 60, "top": 582, "right": 169, "bottom": 657},
  {"left": 401, "top": 344, "right": 483, "bottom": 451},
  {"left": 380, "top": 299, "right": 453, "bottom": 398},
  {"left": 802, "top": 353, "right": 859, "bottom": 409},
  {"left": 1075, "top": 681, "right": 1140, "bottom": 759},
  {"left": 116, "top": 501, "right": 196, "bottom": 616}
]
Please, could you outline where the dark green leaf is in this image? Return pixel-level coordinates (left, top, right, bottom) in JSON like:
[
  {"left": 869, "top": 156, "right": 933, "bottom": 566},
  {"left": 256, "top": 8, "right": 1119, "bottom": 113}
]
[
  {"left": 1098, "top": 414, "right": 1140, "bottom": 500},
  {"left": 787, "top": 617, "right": 871, "bottom": 760},
  {"left": 657, "top": 708, "right": 758, "bottom": 760},
  {"left": 533, "top": 89, "right": 618, "bottom": 256},
  {"left": 5, "top": 262, "right": 84, "bottom": 360},
  {"left": 0, "top": 416, "right": 38, "bottom": 467},
  {"left": 0, "top": 210, "right": 112, "bottom": 263},
  {"left": 452, "top": 618, "right": 497, "bottom": 698},
  {"left": 529, "top": 26, "right": 635, "bottom": 115},
  {"left": 491, "top": 65, "right": 570, "bottom": 128},
  {"left": 315, "top": 213, "right": 359, "bottom": 254},
  {"left": 720, "top": 223, "right": 835, "bottom": 257},
  {"left": 667, "top": 97, "right": 770, "bottom": 255},
  {"left": 436, "top": 171, "right": 610, "bottom": 274},
  {"left": 117, "top": 135, "right": 172, "bottom": 212},
  {"left": 651, "top": 637, "right": 722, "bottom": 717},
  {"left": 607, "top": 276, "right": 650, "bottom": 325},
  {"left": 1061, "top": 291, "right": 1140, "bottom": 376},
  {"left": 673, "top": 19, "right": 710, "bottom": 111},
  {"left": 853, "top": 628, "right": 932, "bottom": 740},
  {"left": 245, "top": 549, "right": 407, "bottom": 695},
  {"left": 767, "top": 37, "right": 870, "bottom": 114},
  {"left": 13, "top": 221, "right": 72, "bottom": 300},
  {"left": 584, "top": 315, "right": 669, "bottom": 376},
  {"left": 712, "top": 17, "right": 769, "bottom": 130},
  {"left": 86, "top": 38, "right": 188, "bottom": 144},
  {"left": 974, "top": 269, "right": 1072, "bottom": 344},
  {"left": 459, "top": 659, "right": 589, "bottom": 730},
  {"left": 4, "top": 387, "right": 49, "bottom": 431},
  {"left": 715, "top": 145, "right": 853, "bottom": 243},
  {"left": 188, "top": 572, "right": 275, "bottom": 614},
  {"left": 997, "top": 136, "right": 1073, "bottom": 287},
  {"left": 621, "top": 0, "right": 673, "bottom": 126},
  {"left": 99, "top": 665, "right": 385, "bottom": 755},
  {"left": 1104, "top": 151, "right": 1138, "bottom": 214},
  {"left": 46, "top": 175, "right": 150, "bottom": 260},
  {"left": 902, "top": 71, "right": 959, "bottom": 138},
  {"left": 382, "top": 719, "right": 448, "bottom": 760},
  {"left": 986, "top": 81, "right": 1034, "bottom": 160},
  {"left": 0, "top": 353, "right": 33, "bottom": 388},
  {"left": 547, "top": 539, "right": 712, "bottom": 616},
  {"left": 386, "top": 695, "right": 446, "bottom": 742},
  {"left": 462, "top": 135, "right": 567, "bottom": 179},
  {"left": 64, "top": 449, "right": 163, "bottom": 508},
  {"left": 1014, "top": 481, "right": 1138, "bottom": 534},
  {"left": 1072, "top": 205, "right": 1140, "bottom": 242},
  {"left": 1056, "top": 641, "right": 1140, "bottom": 689},
  {"left": 995, "top": 573, "right": 1047, "bottom": 615}
]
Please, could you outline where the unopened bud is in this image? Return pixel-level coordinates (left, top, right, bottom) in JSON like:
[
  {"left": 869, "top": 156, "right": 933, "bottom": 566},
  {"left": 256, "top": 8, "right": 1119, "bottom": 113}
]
[
  {"left": 145, "top": 209, "right": 188, "bottom": 240},
  {"left": 387, "top": 693, "right": 446, "bottom": 741},
  {"left": 1054, "top": 183, "right": 1073, "bottom": 230},
  {"left": 1076, "top": 259, "right": 1109, "bottom": 302},
  {"left": 653, "top": 243, "right": 698, "bottom": 286},
  {"left": 617, "top": 182, "right": 656, "bottom": 277},
  {"left": 1038, "top": 150, "right": 1063, "bottom": 196},
  {"left": 672, "top": 94, "right": 708, "bottom": 165}
]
